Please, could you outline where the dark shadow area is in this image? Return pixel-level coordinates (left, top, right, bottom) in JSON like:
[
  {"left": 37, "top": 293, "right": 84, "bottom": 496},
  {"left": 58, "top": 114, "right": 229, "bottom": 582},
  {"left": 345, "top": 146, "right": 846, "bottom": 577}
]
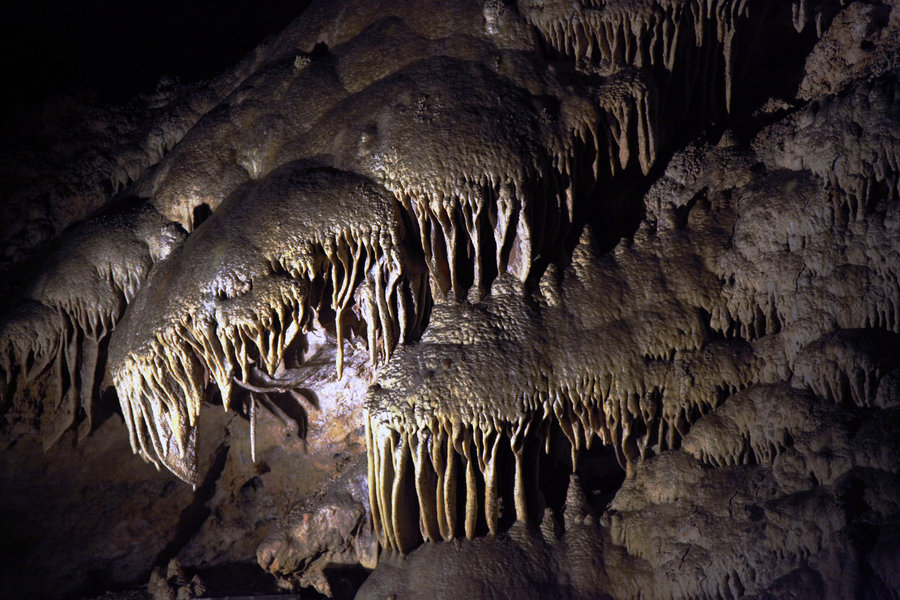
[
  {"left": 538, "top": 422, "right": 627, "bottom": 524},
  {"left": 323, "top": 563, "right": 372, "bottom": 600},
  {"left": 0, "top": 1, "right": 314, "bottom": 116},
  {"left": 153, "top": 443, "right": 230, "bottom": 568},
  {"left": 192, "top": 203, "right": 213, "bottom": 230}
]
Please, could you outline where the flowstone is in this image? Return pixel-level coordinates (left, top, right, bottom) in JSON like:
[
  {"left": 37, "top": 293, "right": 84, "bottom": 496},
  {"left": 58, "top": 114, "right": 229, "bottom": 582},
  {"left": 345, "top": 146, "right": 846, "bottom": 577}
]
[{"left": 2, "top": 1, "right": 900, "bottom": 599}]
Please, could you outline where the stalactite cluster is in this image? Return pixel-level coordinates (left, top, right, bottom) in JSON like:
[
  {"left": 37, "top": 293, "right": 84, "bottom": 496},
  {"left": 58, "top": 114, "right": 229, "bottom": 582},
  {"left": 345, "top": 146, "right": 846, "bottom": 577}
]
[
  {"left": 1, "top": 207, "right": 183, "bottom": 446},
  {"left": 108, "top": 164, "right": 427, "bottom": 480},
  {"left": 2, "top": 0, "right": 899, "bottom": 598}
]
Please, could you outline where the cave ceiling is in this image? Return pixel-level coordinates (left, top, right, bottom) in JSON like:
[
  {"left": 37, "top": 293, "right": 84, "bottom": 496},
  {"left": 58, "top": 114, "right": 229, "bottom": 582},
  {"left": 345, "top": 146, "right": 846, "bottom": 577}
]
[{"left": 1, "top": 1, "right": 900, "bottom": 599}]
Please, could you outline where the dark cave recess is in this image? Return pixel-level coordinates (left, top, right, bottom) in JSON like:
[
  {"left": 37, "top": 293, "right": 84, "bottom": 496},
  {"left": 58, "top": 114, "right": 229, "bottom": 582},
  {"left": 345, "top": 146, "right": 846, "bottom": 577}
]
[{"left": 0, "top": 0, "right": 312, "bottom": 115}]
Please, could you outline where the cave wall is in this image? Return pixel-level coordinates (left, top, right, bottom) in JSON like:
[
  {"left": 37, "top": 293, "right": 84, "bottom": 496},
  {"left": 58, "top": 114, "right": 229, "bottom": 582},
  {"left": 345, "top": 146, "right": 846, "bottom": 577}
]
[{"left": 1, "top": 1, "right": 899, "bottom": 599}]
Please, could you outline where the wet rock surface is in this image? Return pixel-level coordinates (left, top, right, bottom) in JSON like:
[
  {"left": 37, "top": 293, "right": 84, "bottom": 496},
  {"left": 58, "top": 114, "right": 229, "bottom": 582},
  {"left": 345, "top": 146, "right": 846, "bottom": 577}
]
[{"left": 2, "top": 1, "right": 900, "bottom": 599}]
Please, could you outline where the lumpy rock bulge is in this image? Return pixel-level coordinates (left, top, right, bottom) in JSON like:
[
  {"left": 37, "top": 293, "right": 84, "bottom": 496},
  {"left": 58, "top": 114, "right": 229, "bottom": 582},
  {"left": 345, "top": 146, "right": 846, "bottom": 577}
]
[{"left": 1, "top": 1, "right": 899, "bottom": 599}]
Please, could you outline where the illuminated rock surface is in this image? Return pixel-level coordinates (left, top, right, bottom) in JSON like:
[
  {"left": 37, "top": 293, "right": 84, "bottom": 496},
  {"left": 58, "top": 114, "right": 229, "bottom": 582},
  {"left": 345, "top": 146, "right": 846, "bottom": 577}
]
[{"left": 1, "top": 0, "right": 899, "bottom": 598}]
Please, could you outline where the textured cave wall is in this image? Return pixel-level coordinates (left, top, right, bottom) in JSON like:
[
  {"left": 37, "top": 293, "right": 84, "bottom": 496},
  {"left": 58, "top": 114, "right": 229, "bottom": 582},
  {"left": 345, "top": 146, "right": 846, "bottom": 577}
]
[{"left": 1, "top": 1, "right": 900, "bottom": 599}]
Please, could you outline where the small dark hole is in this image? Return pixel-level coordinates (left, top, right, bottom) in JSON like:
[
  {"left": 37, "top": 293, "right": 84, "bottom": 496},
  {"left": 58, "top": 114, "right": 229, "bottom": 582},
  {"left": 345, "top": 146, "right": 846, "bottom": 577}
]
[
  {"left": 746, "top": 504, "right": 765, "bottom": 521},
  {"left": 193, "top": 203, "right": 212, "bottom": 228}
]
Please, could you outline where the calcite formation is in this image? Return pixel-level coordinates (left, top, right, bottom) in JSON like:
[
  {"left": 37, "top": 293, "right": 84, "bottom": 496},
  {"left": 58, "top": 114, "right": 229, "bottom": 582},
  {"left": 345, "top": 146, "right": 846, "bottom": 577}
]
[
  {"left": 108, "top": 162, "right": 426, "bottom": 481},
  {"left": 1, "top": 0, "right": 899, "bottom": 598},
  {"left": 1, "top": 207, "right": 184, "bottom": 446}
]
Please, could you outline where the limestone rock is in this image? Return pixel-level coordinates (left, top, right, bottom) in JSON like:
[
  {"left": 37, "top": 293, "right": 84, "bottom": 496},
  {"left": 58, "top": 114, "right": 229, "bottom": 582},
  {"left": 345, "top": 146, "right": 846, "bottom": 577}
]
[{"left": 1, "top": 1, "right": 899, "bottom": 599}]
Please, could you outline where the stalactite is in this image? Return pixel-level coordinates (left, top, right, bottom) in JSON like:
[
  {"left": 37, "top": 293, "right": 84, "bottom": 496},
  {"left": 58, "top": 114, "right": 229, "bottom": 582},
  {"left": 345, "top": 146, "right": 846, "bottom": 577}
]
[
  {"left": 520, "top": 0, "right": 777, "bottom": 116},
  {"left": 108, "top": 164, "right": 427, "bottom": 479},
  {"left": 363, "top": 228, "right": 764, "bottom": 551},
  {"left": 0, "top": 208, "right": 183, "bottom": 448}
]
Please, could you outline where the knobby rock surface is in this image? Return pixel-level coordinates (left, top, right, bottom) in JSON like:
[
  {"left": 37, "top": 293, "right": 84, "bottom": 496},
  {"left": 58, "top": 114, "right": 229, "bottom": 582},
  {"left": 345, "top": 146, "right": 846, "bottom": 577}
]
[{"left": 1, "top": 1, "right": 899, "bottom": 599}]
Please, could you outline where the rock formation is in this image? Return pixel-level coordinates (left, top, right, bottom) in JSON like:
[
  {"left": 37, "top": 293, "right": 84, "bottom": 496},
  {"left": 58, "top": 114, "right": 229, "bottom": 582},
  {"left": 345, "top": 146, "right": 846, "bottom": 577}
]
[{"left": 1, "top": 0, "right": 899, "bottom": 598}]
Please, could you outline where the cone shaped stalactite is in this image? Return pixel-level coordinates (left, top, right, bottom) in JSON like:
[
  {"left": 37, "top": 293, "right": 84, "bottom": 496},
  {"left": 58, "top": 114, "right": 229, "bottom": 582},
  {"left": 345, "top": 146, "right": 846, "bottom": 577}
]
[
  {"left": 294, "top": 54, "right": 629, "bottom": 295},
  {"left": 365, "top": 226, "right": 763, "bottom": 552},
  {"left": 520, "top": 0, "right": 766, "bottom": 114},
  {"left": 0, "top": 0, "right": 851, "bottom": 544},
  {"left": 108, "top": 163, "right": 427, "bottom": 480},
  {"left": 4, "top": 1, "right": 900, "bottom": 598},
  {"left": 0, "top": 302, "right": 65, "bottom": 424},
  {"left": 0, "top": 207, "right": 184, "bottom": 447},
  {"left": 597, "top": 69, "right": 660, "bottom": 175}
]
